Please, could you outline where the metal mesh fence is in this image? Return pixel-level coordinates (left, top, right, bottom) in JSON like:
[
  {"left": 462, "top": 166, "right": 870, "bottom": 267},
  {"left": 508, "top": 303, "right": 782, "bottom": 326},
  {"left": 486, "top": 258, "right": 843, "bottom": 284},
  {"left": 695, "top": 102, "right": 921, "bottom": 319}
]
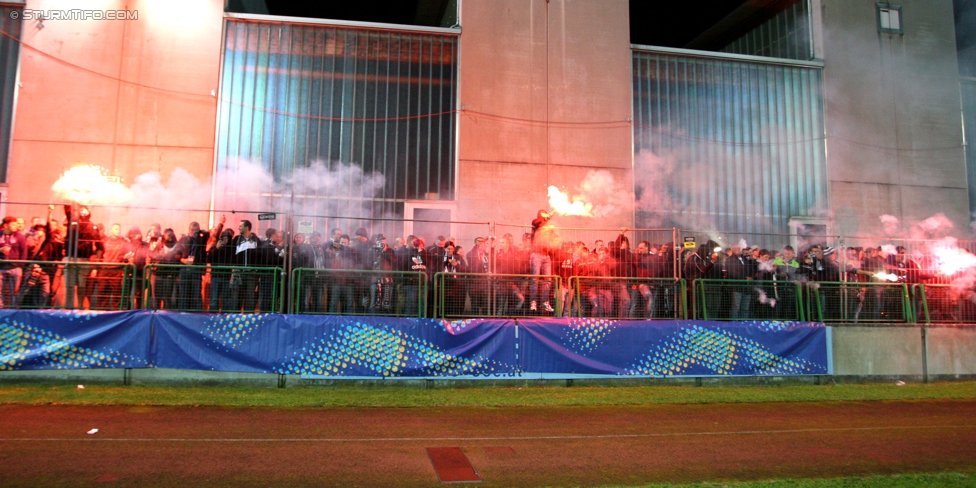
[
  {"left": 291, "top": 268, "right": 427, "bottom": 317},
  {"left": 694, "top": 279, "right": 805, "bottom": 321},
  {"left": 809, "top": 282, "right": 912, "bottom": 323},
  {"left": 0, "top": 260, "right": 134, "bottom": 311},
  {"left": 433, "top": 273, "right": 562, "bottom": 318},
  {"left": 144, "top": 265, "right": 282, "bottom": 313},
  {"left": 838, "top": 237, "right": 976, "bottom": 286},
  {"left": 914, "top": 284, "right": 976, "bottom": 324},
  {"left": 569, "top": 277, "right": 686, "bottom": 319}
]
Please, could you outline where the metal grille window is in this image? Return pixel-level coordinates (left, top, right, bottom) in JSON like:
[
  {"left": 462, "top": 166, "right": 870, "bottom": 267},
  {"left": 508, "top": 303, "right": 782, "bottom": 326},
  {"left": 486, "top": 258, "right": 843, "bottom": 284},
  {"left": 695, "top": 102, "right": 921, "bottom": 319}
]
[
  {"left": 216, "top": 19, "right": 458, "bottom": 218},
  {"left": 0, "top": 4, "right": 23, "bottom": 183},
  {"left": 632, "top": 49, "right": 828, "bottom": 237},
  {"left": 963, "top": 79, "right": 976, "bottom": 230},
  {"left": 721, "top": 0, "right": 813, "bottom": 61}
]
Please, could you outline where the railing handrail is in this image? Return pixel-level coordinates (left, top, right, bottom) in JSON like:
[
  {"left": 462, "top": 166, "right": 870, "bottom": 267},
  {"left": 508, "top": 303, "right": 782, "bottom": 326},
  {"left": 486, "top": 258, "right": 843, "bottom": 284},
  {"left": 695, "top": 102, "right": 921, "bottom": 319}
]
[{"left": 145, "top": 264, "right": 283, "bottom": 271}]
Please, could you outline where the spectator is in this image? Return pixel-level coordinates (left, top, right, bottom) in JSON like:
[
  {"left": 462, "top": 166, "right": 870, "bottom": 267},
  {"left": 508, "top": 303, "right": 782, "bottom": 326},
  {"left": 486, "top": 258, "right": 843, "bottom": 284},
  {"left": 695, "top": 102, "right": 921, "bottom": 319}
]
[
  {"left": 232, "top": 220, "right": 262, "bottom": 312},
  {"left": 0, "top": 216, "right": 28, "bottom": 308},
  {"left": 725, "top": 244, "right": 755, "bottom": 319},
  {"left": 18, "top": 206, "right": 60, "bottom": 307},
  {"left": 149, "top": 229, "right": 186, "bottom": 310},
  {"left": 367, "top": 234, "right": 394, "bottom": 312},
  {"left": 96, "top": 223, "right": 127, "bottom": 309},
  {"left": 207, "top": 228, "right": 236, "bottom": 312},
  {"left": 529, "top": 210, "right": 557, "bottom": 314}
]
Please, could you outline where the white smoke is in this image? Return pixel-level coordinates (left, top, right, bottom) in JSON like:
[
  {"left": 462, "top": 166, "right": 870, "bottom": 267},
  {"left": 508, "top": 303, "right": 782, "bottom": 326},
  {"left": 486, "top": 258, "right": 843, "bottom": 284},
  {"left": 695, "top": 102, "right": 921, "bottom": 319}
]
[
  {"left": 51, "top": 160, "right": 387, "bottom": 235},
  {"left": 754, "top": 288, "right": 777, "bottom": 308},
  {"left": 880, "top": 214, "right": 899, "bottom": 236}
]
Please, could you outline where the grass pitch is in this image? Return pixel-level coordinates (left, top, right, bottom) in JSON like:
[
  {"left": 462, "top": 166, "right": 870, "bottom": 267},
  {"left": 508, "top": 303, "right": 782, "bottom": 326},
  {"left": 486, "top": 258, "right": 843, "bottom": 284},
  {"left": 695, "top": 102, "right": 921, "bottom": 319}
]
[{"left": 1, "top": 381, "right": 975, "bottom": 408}]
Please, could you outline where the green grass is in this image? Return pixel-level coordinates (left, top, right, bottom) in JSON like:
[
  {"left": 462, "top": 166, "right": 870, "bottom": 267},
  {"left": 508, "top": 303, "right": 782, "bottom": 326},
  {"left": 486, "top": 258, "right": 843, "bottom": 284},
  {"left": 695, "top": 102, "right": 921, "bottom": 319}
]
[
  {"left": 611, "top": 471, "right": 976, "bottom": 487},
  {"left": 1, "top": 381, "right": 976, "bottom": 408}
]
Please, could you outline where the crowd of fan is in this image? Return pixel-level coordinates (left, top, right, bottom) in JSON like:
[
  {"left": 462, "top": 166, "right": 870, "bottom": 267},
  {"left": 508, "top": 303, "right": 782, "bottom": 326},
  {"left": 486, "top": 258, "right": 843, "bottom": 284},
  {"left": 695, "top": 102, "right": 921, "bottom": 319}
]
[{"left": 0, "top": 205, "right": 967, "bottom": 320}]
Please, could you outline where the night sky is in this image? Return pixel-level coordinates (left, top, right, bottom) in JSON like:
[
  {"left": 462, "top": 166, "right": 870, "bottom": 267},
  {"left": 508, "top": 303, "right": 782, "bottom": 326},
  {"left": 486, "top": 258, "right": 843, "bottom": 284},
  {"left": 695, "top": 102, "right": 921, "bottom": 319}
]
[{"left": 248, "top": 0, "right": 751, "bottom": 48}]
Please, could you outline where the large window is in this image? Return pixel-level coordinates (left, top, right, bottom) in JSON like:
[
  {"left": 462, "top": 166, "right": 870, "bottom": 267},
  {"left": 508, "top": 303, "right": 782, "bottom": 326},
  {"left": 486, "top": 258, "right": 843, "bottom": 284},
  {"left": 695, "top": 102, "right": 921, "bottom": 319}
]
[
  {"left": 633, "top": 49, "right": 828, "bottom": 240},
  {"left": 215, "top": 19, "right": 458, "bottom": 219},
  {"left": 0, "top": 4, "right": 23, "bottom": 183}
]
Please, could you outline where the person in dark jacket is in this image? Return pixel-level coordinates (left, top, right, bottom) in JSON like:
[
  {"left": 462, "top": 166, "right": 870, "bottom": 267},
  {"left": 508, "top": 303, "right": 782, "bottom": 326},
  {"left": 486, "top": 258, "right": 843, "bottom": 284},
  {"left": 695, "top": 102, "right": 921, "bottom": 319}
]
[
  {"left": 148, "top": 229, "right": 186, "bottom": 310},
  {"left": 612, "top": 232, "right": 636, "bottom": 318},
  {"left": 327, "top": 235, "right": 356, "bottom": 313},
  {"left": 231, "top": 220, "right": 262, "bottom": 312},
  {"left": 367, "top": 235, "right": 395, "bottom": 312},
  {"left": 398, "top": 237, "right": 428, "bottom": 317},
  {"left": 122, "top": 227, "right": 150, "bottom": 309},
  {"left": 724, "top": 243, "right": 755, "bottom": 319},
  {"left": 62, "top": 205, "right": 102, "bottom": 310},
  {"left": 207, "top": 229, "right": 236, "bottom": 312},
  {"left": 17, "top": 206, "right": 60, "bottom": 307}
]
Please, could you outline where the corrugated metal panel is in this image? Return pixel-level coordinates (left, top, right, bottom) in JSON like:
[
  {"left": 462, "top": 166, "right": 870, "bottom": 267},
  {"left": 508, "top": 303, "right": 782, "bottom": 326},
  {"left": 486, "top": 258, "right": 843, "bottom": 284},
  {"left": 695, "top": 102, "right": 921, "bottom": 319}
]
[
  {"left": 721, "top": 1, "right": 812, "bottom": 61},
  {"left": 0, "top": 5, "right": 22, "bottom": 183},
  {"left": 216, "top": 19, "right": 457, "bottom": 218},
  {"left": 963, "top": 79, "right": 976, "bottom": 221},
  {"left": 632, "top": 50, "right": 827, "bottom": 240}
]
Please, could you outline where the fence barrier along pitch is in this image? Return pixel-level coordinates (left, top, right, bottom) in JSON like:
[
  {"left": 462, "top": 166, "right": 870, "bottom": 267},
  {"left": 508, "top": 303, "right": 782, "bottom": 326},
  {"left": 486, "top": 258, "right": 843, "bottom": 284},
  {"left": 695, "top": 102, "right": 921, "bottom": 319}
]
[
  {"left": 432, "top": 272, "right": 563, "bottom": 318},
  {"left": 569, "top": 276, "right": 686, "bottom": 320},
  {"left": 694, "top": 279, "right": 805, "bottom": 321},
  {"left": 808, "top": 282, "right": 912, "bottom": 324},
  {"left": 0, "top": 260, "right": 135, "bottom": 311},
  {"left": 290, "top": 268, "right": 428, "bottom": 318},
  {"left": 143, "top": 265, "right": 283, "bottom": 314},
  {"left": 913, "top": 284, "right": 976, "bottom": 324}
]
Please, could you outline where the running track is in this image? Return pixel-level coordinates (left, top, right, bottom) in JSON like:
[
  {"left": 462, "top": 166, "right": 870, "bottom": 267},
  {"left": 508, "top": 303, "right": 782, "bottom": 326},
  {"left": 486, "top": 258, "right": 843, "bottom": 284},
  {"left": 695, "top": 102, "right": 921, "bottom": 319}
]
[{"left": 2, "top": 400, "right": 975, "bottom": 486}]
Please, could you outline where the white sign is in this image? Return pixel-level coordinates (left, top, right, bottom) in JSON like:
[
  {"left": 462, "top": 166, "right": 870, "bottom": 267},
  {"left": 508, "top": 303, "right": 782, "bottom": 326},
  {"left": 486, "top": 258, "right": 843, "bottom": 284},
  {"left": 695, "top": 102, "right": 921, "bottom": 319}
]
[{"left": 297, "top": 221, "right": 314, "bottom": 234}]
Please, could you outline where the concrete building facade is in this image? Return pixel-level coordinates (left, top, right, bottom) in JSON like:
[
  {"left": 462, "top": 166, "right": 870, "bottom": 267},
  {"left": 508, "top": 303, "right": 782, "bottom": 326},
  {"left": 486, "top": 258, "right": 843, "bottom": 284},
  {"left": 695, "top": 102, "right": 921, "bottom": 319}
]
[{"left": 0, "top": 0, "right": 971, "bottom": 243}]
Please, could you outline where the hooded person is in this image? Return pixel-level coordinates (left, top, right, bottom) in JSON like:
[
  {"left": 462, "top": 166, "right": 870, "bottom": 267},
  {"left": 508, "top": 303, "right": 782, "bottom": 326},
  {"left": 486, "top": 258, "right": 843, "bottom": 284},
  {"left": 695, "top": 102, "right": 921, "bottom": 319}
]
[
  {"left": 148, "top": 229, "right": 187, "bottom": 310},
  {"left": 528, "top": 210, "right": 557, "bottom": 313}
]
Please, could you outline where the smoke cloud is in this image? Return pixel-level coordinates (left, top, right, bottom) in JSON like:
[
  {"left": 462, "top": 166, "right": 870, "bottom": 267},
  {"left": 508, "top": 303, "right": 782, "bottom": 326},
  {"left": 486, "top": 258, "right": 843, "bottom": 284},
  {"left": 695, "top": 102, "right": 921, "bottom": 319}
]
[{"left": 51, "top": 160, "right": 387, "bottom": 235}]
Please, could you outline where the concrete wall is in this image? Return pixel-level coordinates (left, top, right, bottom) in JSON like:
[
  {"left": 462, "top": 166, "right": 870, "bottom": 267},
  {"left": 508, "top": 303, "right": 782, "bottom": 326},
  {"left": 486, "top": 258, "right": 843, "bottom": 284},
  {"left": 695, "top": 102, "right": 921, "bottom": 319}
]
[
  {"left": 831, "top": 326, "right": 924, "bottom": 376},
  {"left": 5, "top": 0, "right": 223, "bottom": 219},
  {"left": 456, "top": 0, "right": 633, "bottom": 229},
  {"left": 926, "top": 326, "right": 976, "bottom": 376},
  {"left": 821, "top": 0, "right": 969, "bottom": 237},
  {"left": 832, "top": 325, "right": 976, "bottom": 378}
]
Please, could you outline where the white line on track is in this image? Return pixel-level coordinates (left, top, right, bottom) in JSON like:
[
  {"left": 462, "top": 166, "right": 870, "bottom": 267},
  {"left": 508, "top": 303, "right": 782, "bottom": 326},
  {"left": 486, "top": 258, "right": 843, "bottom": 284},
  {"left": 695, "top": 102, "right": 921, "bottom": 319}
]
[{"left": 2, "top": 424, "right": 975, "bottom": 443}]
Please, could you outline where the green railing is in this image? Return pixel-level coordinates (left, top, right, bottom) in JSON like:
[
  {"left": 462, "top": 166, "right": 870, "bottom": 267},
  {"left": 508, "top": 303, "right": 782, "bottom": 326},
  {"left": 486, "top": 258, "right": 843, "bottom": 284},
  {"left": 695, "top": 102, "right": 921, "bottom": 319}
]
[
  {"left": 0, "top": 260, "right": 135, "bottom": 311},
  {"left": 569, "top": 276, "right": 686, "bottom": 319},
  {"left": 913, "top": 284, "right": 976, "bottom": 324},
  {"left": 290, "top": 268, "right": 428, "bottom": 318},
  {"left": 694, "top": 279, "right": 805, "bottom": 321},
  {"left": 433, "top": 273, "right": 562, "bottom": 318},
  {"left": 143, "top": 265, "right": 282, "bottom": 313},
  {"left": 809, "top": 281, "right": 913, "bottom": 323}
]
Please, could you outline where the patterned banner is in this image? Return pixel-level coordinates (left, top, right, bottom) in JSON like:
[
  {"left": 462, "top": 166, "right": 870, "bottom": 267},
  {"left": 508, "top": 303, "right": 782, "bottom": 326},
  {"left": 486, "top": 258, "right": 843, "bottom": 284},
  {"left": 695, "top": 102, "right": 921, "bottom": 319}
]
[
  {"left": 0, "top": 311, "right": 828, "bottom": 377},
  {"left": 152, "top": 314, "right": 520, "bottom": 377},
  {"left": 518, "top": 318, "right": 829, "bottom": 376},
  {"left": 0, "top": 310, "right": 151, "bottom": 371}
]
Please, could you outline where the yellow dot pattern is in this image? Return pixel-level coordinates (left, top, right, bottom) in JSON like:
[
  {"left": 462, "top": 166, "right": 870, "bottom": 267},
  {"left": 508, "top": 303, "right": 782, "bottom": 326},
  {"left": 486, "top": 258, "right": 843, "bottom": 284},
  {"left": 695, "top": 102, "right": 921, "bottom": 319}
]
[{"left": 0, "top": 320, "right": 146, "bottom": 370}]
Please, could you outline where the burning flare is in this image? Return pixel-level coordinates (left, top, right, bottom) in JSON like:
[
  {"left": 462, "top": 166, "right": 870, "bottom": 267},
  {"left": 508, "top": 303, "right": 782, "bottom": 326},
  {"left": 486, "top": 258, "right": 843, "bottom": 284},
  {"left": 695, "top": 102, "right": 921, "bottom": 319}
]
[
  {"left": 547, "top": 185, "right": 593, "bottom": 217},
  {"left": 874, "top": 272, "right": 899, "bottom": 282},
  {"left": 52, "top": 165, "right": 132, "bottom": 205},
  {"left": 932, "top": 239, "right": 976, "bottom": 276}
]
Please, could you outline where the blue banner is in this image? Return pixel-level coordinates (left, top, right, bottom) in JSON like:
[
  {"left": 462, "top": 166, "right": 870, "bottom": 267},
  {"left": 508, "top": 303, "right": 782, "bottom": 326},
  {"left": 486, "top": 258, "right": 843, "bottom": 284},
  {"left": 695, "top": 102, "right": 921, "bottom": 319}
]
[
  {"left": 0, "top": 311, "right": 828, "bottom": 377},
  {"left": 0, "top": 310, "right": 151, "bottom": 371},
  {"left": 152, "top": 314, "right": 520, "bottom": 377},
  {"left": 518, "top": 318, "right": 829, "bottom": 376}
]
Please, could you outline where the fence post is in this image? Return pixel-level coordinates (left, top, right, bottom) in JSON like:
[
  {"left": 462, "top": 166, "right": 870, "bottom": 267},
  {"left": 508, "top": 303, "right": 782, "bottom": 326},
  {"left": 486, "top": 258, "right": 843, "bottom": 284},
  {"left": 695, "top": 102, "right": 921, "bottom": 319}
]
[{"left": 921, "top": 325, "right": 929, "bottom": 384}]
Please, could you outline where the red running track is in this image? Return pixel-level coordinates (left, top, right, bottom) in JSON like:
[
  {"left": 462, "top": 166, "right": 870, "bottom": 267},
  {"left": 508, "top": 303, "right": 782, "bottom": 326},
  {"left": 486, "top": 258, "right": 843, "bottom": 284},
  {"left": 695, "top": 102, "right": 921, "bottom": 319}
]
[{"left": 1, "top": 400, "right": 975, "bottom": 487}]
